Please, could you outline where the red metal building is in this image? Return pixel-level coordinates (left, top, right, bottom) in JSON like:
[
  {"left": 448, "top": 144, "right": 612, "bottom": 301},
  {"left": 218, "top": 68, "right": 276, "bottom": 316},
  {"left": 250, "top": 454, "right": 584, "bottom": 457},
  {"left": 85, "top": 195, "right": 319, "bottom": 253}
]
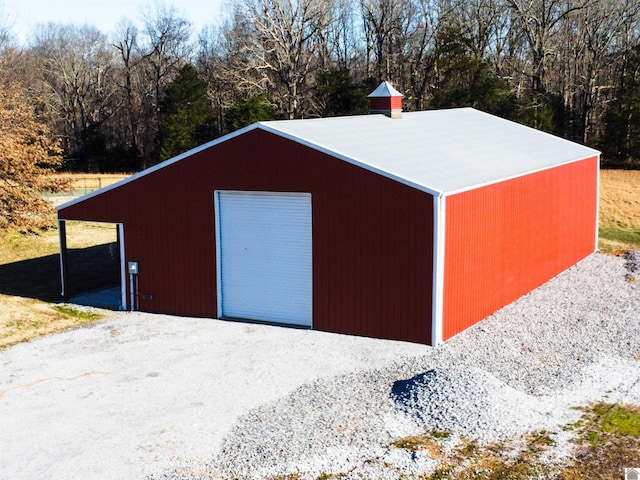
[{"left": 57, "top": 84, "right": 600, "bottom": 345}]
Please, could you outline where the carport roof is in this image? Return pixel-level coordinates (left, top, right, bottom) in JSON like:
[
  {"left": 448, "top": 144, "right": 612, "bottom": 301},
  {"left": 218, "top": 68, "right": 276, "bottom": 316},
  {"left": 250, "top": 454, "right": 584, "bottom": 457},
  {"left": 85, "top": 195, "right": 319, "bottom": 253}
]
[{"left": 258, "top": 108, "right": 600, "bottom": 195}]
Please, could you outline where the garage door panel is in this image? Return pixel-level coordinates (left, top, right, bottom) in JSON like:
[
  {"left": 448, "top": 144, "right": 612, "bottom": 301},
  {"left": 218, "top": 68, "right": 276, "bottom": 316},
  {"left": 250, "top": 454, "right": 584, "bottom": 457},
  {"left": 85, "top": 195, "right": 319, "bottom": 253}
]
[{"left": 216, "top": 191, "right": 312, "bottom": 326}]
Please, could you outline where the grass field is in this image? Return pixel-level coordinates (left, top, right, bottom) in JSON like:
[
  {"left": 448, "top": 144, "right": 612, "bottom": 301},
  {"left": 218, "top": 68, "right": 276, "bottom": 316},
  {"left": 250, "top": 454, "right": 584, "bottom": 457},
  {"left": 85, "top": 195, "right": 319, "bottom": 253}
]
[{"left": 599, "top": 169, "right": 640, "bottom": 253}]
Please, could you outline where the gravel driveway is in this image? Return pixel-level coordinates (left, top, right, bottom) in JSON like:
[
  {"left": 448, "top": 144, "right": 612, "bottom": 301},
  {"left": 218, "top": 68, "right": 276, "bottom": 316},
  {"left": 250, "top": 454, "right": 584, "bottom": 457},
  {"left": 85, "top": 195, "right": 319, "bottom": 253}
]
[
  {"left": 1, "top": 252, "right": 639, "bottom": 479},
  {"left": 0, "top": 310, "right": 430, "bottom": 479}
]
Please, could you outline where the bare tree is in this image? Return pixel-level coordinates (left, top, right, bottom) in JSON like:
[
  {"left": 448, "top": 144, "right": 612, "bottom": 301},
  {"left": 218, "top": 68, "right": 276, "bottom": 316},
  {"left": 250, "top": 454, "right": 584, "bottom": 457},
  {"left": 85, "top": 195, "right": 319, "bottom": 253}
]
[
  {"left": 31, "top": 24, "right": 117, "bottom": 168},
  {"left": 359, "top": 0, "right": 419, "bottom": 84},
  {"left": 505, "top": 0, "right": 585, "bottom": 93},
  {"left": 322, "top": 0, "right": 363, "bottom": 72},
  {"left": 196, "top": 25, "right": 240, "bottom": 136},
  {"left": 140, "top": 2, "right": 192, "bottom": 165},
  {"left": 555, "top": 0, "right": 639, "bottom": 143},
  {"left": 113, "top": 20, "right": 146, "bottom": 162},
  {"left": 403, "top": 0, "right": 447, "bottom": 110},
  {"left": 0, "top": 1, "right": 12, "bottom": 51},
  {"left": 235, "top": 0, "right": 334, "bottom": 119},
  {"left": 141, "top": 2, "right": 192, "bottom": 108}
]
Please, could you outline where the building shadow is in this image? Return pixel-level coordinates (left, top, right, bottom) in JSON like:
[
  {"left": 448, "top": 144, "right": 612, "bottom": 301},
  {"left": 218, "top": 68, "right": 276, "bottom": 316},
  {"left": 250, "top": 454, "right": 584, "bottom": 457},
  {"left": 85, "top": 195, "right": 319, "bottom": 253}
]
[{"left": 0, "top": 243, "right": 120, "bottom": 303}]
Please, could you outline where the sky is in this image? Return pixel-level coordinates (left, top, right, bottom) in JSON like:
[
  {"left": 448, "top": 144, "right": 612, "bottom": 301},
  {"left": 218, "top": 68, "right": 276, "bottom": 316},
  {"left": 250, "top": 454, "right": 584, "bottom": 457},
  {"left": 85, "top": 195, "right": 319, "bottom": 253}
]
[{"left": 2, "top": 0, "right": 226, "bottom": 45}]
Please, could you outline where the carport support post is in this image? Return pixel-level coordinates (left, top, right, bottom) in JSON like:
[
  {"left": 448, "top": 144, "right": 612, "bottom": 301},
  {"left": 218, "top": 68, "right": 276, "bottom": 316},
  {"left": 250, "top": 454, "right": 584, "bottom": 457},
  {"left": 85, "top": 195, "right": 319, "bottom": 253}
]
[{"left": 58, "top": 220, "right": 68, "bottom": 301}]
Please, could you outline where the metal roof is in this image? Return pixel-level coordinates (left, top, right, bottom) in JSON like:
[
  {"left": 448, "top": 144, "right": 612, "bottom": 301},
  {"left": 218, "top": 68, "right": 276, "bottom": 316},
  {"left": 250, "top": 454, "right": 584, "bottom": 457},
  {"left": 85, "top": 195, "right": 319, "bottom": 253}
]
[
  {"left": 258, "top": 108, "right": 600, "bottom": 195},
  {"left": 58, "top": 107, "right": 600, "bottom": 212},
  {"left": 367, "top": 81, "right": 403, "bottom": 98}
]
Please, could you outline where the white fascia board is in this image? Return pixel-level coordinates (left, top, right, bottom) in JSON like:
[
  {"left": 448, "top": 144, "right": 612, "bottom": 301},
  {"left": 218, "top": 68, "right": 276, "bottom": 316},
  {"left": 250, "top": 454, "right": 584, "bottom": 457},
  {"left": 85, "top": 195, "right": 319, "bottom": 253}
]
[
  {"left": 56, "top": 124, "right": 261, "bottom": 213},
  {"left": 431, "top": 193, "right": 446, "bottom": 346},
  {"left": 442, "top": 154, "right": 601, "bottom": 196},
  {"left": 213, "top": 191, "right": 223, "bottom": 319},
  {"left": 58, "top": 219, "right": 66, "bottom": 298},
  {"left": 256, "top": 123, "right": 442, "bottom": 197},
  {"left": 595, "top": 154, "right": 601, "bottom": 252},
  {"left": 118, "top": 223, "right": 127, "bottom": 311}
]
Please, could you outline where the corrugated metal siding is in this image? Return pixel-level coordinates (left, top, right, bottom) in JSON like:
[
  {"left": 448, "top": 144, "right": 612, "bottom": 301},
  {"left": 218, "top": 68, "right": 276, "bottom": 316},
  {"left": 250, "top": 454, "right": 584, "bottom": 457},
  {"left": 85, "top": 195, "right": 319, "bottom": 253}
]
[
  {"left": 59, "top": 129, "right": 435, "bottom": 344},
  {"left": 442, "top": 156, "right": 599, "bottom": 341},
  {"left": 369, "top": 96, "right": 402, "bottom": 111}
]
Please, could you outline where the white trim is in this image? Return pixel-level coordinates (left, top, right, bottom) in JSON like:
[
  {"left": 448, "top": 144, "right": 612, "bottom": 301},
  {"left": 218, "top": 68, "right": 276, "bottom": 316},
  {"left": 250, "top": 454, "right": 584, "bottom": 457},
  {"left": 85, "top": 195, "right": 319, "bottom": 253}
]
[
  {"left": 595, "top": 154, "right": 601, "bottom": 252},
  {"left": 56, "top": 124, "right": 261, "bottom": 212},
  {"left": 118, "top": 223, "right": 127, "bottom": 311},
  {"left": 431, "top": 194, "right": 446, "bottom": 346},
  {"left": 256, "top": 123, "right": 442, "bottom": 196},
  {"left": 443, "top": 154, "right": 601, "bottom": 196},
  {"left": 214, "top": 191, "right": 223, "bottom": 319},
  {"left": 58, "top": 219, "right": 66, "bottom": 298}
]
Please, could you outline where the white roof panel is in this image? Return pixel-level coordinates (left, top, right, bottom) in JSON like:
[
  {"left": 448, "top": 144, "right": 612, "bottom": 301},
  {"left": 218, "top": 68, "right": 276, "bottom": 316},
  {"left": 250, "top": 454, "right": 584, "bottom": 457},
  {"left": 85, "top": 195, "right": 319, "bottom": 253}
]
[{"left": 259, "top": 108, "right": 599, "bottom": 194}]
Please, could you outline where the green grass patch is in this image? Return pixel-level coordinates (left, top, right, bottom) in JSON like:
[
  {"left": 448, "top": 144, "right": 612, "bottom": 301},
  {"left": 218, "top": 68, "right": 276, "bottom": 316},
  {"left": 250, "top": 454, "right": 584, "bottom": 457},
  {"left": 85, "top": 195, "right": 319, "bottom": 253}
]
[
  {"left": 430, "top": 429, "right": 451, "bottom": 439},
  {"left": 425, "top": 467, "right": 454, "bottom": 479},
  {"left": 599, "top": 225, "right": 640, "bottom": 247},
  {"left": 560, "top": 403, "right": 640, "bottom": 478},
  {"left": 427, "top": 433, "right": 556, "bottom": 479},
  {"left": 391, "top": 430, "right": 451, "bottom": 454},
  {"left": 53, "top": 305, "right": 103, "bottom": 321},
  {"left": 592, "top": 403, "right": 640, "bottom": 437},
  {"left": 391, "top": 435, "right": 431, "bottom": 451}
]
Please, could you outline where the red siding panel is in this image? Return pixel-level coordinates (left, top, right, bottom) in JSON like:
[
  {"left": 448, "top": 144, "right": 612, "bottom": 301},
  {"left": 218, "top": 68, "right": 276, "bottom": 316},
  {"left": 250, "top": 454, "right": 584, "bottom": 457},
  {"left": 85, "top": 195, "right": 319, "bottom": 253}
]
[
  {"left": 59, "top": 129, "right": 435, "bottom": 344},
  {"left": 369, "top": 96, "right": 402, "bottom": 112},
  {"left": 442, "top": 157, "right": 599, "bottom": 341}
]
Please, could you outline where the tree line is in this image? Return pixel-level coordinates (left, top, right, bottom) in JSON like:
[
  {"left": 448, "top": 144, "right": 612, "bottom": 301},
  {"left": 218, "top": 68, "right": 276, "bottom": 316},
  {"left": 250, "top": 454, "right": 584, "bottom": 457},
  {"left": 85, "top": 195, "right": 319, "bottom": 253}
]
[{"left": 2, "top": 0, "right": 640, "bottom": 174}]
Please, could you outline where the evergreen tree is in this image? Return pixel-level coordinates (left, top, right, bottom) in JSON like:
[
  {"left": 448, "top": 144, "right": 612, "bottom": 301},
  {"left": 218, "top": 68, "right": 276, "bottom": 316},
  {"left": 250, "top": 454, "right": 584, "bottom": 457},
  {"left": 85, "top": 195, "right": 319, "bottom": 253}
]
[
  {"left": 315, "top": 69, "right": 370, "bottom": 117},
  {"left": 158, "top": 64, "right": 215, "bottom": 162},
  {"left": 430, "top": 27, "right": 516, "bottom": 119},
  {"left": 225, "top": 94, "right": 275, "bottom": 132}
]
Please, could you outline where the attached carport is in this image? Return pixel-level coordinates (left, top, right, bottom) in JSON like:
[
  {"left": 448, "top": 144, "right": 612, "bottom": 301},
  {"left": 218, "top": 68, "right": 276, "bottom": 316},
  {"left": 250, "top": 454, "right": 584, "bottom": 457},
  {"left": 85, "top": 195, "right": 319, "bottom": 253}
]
[{"left": 58, "top": 220, "right": 126, "bottom": 310}]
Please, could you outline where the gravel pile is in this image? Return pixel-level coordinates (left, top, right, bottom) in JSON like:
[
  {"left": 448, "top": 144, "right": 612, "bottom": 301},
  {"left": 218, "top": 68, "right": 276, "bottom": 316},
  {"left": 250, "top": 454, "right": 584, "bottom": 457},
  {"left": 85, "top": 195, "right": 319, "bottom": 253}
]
[
  {"left": 153, "top": 252, "right": 640, "bottom": 479},
  {"left": 390, "top": 367, "right": 552, "bottom": 442}
]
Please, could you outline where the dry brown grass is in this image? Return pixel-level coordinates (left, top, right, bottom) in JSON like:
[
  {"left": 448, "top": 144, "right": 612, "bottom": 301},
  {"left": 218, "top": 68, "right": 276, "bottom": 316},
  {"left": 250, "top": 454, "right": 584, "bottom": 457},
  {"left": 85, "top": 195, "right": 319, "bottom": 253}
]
[
  {"left": 0, "top": 295, "right": 102, "bottom": 348},
  {"left": 47, "top": 173, "right": 131, "bottom": 193},
  {"left": 0, "top": 222, "right": 117, "bottom": 349},
  {"left": 599, "top": 169, "right": 640, "bottom": 253},
  {"left": 391, "top": 431, "right": 451, "bottom": 458}
]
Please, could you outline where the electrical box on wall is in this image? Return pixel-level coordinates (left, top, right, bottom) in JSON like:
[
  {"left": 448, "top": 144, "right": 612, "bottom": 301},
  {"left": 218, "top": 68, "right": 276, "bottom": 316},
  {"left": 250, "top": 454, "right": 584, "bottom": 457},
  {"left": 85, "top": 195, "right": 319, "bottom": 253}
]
[{"left": 128, "top": 261, "right": 139, "bottom": 274}]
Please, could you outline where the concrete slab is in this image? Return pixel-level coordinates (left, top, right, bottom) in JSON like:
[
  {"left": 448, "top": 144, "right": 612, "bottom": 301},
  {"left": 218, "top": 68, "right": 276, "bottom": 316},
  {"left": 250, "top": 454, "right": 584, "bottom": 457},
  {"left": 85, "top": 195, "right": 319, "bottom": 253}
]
[{"left": 70, "top": 285, "right": 122, "bottom": 310}]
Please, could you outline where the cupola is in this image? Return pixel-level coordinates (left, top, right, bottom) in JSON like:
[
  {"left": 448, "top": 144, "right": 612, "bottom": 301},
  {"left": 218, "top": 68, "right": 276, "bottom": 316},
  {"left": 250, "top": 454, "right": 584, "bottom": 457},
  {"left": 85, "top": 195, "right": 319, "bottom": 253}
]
[{"left": 367, "top": 81, "right": 403, "bottom": 118}]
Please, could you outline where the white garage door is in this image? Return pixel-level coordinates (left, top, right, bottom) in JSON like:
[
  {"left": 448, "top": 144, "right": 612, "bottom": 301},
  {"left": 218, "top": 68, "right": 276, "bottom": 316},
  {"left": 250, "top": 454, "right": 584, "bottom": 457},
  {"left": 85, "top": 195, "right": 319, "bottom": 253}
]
[{"left": 215, "top": 191, "right": 312, "bottom": 327}]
